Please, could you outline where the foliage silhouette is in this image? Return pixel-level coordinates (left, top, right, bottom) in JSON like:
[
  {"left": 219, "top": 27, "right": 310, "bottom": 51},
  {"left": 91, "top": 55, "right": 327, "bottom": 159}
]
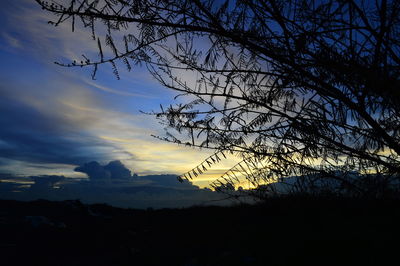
[{"left": 36, "top": 0, "right": 400, "bottom": 198}]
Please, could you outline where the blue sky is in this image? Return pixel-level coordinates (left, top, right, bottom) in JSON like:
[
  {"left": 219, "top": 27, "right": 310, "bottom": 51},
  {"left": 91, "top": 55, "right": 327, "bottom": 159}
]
[{"left": 0, "top": 0, "right": 237, "bottom": 187}]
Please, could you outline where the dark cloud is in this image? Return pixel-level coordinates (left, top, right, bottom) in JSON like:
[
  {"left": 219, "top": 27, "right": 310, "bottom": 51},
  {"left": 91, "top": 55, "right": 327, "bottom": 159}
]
[
  {"left": 0, "top": 181, "right": 21, "bottom": 193},
  {"left": 0, "top": 173, "right": 15, "bottom": 179},
  {"left": 30, "top": 175, "right": 65, "bottom": 189},
  {"left": 0, "top": 155, "right": 233, "bottom": 209},
  {"left": 0, "top": 169, "right": 230, "bottom": 209},
  {"left": 143, "top": 174, "right": 195, "bottom": 189},
  {"left": 75, "top": 160, "right": 195, "bottom": 189},
  {"left": 74, "top": 160, "right": 132, "bottom": 180},
  {"left": 0, "top": 86, "right": 113, "bottom": 167},
  {"left": 104, "top": 160, "right": 132, "bottom": 179},
  {"left": 75, "top": 161, "right": 111, "bottom": 180}
]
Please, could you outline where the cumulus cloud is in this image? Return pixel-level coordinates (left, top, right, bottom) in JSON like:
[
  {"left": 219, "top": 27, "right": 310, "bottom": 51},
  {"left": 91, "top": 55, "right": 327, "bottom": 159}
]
[
  {"left": 104, "top": 160, "right": 132, "bottom": 179},
  {"left": 74, "top": 160, "right": 133, "bottom": 180},
  {"left": 74, "top": 160, "right": 195, "bottom": 189},
  {"left": 74, "top": 161, "right": 111, "bottom": 180}
]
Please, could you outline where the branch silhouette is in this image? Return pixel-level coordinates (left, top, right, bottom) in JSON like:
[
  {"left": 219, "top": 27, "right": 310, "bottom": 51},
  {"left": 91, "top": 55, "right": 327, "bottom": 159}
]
[{"left": 36, "top": 0, "right": 400, "bottom": 198}]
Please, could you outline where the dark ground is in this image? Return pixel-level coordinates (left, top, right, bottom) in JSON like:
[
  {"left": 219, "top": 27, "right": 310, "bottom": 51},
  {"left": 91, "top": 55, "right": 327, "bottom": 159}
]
[{"left": 0, "top": 197, "right": 399, "bottom": 266}]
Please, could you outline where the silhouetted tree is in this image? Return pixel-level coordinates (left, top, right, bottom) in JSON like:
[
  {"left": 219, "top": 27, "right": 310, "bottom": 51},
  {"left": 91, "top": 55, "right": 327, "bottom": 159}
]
[{"left": 36, "top": 0, "right": 400, "bottom": 198}]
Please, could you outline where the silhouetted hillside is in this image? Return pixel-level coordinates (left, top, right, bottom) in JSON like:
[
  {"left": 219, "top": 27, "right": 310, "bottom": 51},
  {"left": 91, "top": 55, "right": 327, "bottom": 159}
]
[{"left": 1, "top": 197, "right": 399, "bottom": 266}]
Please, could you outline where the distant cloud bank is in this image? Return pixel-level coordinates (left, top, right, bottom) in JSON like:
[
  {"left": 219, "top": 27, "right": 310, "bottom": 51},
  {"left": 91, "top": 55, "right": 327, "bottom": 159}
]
[{"left": 0, "top": 160, "right": 230, "bottom": 209}]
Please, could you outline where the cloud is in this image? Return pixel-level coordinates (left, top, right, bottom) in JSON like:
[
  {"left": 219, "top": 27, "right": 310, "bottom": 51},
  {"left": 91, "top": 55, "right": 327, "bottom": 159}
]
[
  {"left": 74, "top": 161, "right": 109, "bottom": 180},
  {"left": 1, "top": 0, "right": 97, "bottom": 63},
  {"left": 0, "top": 87, "right": 113, "bottom": 166},
  {"left": 1, "top": 32, "right": 22, "bottom": 49},
  {"left": 104, "top": 160, "right": 132, "bottom": 179},
  {"left": 0, "top": 165, "right": 232, "bottom": 209},
  {"left": 0, "top": 0, "right": 235, "bottom": 185},
  {"left": 74, "top": 161, "right": 124, "bottom": 180},
  {"left": 143, "top": 174, "right": 194, "bottom": 189},
  {"left": 74, "top": 160, "right": 204, "bottom": 189},
  {"left": 86, "top": 81, "right": 152, "bottom": 98},
  {"left": 30, "top": 175, "right": 65, "bottom": 189}
]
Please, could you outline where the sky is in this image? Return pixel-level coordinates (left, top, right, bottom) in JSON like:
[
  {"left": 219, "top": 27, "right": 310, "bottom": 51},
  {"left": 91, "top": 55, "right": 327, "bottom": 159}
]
[{"left": 0, "top": 0, "right": 239, "bottom": 189}]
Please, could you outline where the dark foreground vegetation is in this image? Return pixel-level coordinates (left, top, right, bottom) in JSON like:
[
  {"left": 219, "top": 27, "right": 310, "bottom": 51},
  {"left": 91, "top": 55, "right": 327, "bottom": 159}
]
[{"left": 1, "top": 197, "right": 399, "bottom": 266}]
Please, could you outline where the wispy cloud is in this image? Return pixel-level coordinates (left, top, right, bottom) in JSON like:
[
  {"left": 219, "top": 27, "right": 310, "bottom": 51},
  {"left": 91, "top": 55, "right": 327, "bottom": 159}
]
[
  {"left": 85, "top": 80, "right": 154, "bottom": 98},
  {"left": 0, "top": 0, "right": 236, "bottom": 188},
  {"left": 1, "top": 32, "right": 22, "bottom": 49}
]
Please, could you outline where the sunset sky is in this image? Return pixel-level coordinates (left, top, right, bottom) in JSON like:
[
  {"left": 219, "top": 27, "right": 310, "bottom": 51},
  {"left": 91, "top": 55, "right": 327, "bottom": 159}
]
[{"left": 0, "top": 0, "right": 236, "bottom": 188}]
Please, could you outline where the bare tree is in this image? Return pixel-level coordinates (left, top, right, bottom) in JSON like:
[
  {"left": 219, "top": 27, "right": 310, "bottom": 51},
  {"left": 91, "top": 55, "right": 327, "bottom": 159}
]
[{"left": 36, "top": 0, "right": 400, "bottom": 198}]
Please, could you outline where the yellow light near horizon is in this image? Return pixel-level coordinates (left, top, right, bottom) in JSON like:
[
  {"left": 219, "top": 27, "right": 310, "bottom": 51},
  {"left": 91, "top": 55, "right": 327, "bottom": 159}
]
[{"left": 0, "top": 179, "right": 34, "bottom": 184}]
